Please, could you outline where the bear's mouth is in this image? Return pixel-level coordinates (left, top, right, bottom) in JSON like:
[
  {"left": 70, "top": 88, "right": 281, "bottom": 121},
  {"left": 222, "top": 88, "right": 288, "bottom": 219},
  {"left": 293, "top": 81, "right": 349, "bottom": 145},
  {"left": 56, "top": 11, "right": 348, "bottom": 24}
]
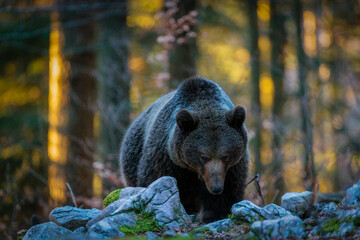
[{"left": 206, "top": 186, "right": 223, "bottom": 195}]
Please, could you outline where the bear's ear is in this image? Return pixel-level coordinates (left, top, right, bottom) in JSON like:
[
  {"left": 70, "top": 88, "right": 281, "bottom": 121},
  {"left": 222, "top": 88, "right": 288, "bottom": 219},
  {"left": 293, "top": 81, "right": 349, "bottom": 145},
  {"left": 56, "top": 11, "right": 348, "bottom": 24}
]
[
  {"left": 226, "top": 105, "right": 246, "bottom": 129},
  {"left": 176, "top": 109, "right": 199, "bottom": 133}
]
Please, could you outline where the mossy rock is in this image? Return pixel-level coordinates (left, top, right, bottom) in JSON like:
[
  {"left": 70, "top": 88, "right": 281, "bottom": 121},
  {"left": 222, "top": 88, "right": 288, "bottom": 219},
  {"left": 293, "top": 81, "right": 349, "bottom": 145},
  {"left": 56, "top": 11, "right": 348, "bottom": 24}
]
[
  {"left": 318, "top": 213, "right": 360, "bottom": 235},
  {"left": 103, "top": 189, "right": 122, "bottom": 208}
]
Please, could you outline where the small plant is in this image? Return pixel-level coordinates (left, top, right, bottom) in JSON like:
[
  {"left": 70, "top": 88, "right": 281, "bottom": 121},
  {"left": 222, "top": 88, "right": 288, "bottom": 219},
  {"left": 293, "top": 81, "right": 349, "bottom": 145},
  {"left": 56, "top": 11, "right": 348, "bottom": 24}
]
[
  {"left": 319, "top": 217, "right": 341, "bottom": 234},
  {"left": 118, "top": 211, "right": 162, "bottom": 235}
]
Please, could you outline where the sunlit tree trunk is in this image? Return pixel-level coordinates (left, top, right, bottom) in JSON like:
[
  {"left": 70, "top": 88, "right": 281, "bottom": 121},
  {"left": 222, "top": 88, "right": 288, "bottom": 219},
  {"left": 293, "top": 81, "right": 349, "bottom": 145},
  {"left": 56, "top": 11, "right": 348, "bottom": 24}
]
[
  {"left": 294, "top": 0, "right": 316, "bottom": 191},
  {"left": 48, "top": 10, "right": 69, "bottom": 207},
  {"left": 97, "top": 0, "right": 130, "bottom": 193},
  {"left": 270, "top": 0, "right": 286, "bottom": 202},
  {"left": 168, "top": 0, "right": 197, "bottom": 89},
  {"left": 247, "top": 0, "right": 262, "bottom": 174},
  {"left": 60, "top": 0, "right": 97, "bottom": 199}
]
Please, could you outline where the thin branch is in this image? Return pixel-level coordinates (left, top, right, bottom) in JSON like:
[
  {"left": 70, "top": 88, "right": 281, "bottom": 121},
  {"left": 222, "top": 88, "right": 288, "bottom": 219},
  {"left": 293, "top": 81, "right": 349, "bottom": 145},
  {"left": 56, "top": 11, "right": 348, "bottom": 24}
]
[
  {"left": 247, "top": 173, "right": 266, "bottom": 207},
  {"left": 66, "top": 182, "right": 78, "bottom": 208}
]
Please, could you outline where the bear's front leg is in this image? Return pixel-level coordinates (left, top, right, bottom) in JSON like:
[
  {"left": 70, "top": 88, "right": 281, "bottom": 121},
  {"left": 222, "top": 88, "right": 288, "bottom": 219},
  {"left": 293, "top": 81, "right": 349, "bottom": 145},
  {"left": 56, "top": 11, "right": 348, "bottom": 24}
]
[{"left": 198, "top": 189, "right": 231, "bottom": 223}]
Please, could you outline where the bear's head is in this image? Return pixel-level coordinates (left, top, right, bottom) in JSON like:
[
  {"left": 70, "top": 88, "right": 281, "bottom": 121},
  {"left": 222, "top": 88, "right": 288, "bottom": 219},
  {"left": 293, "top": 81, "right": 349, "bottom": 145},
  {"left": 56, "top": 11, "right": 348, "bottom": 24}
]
[{"left": 171, "top": 105, "right": 248, "bottom": 195}]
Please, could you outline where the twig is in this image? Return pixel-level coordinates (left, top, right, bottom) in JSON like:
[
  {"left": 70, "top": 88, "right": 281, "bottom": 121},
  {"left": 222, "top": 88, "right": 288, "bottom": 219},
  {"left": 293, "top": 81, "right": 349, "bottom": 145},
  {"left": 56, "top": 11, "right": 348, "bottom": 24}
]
[
  {"left": 66, "top": 182, "right": 78, "bottom": 208},
  {"left": 247, "top": 174, "right": 266, "bottom": 207},
  {"left": 246, "top": 173, "right": 259, "bottom": 186},
  {"left": 271, "top": 189, "right": 280, "bottom": 204},
  {"left": 254, "top": 174, "right": 266, "bottom": 207}
]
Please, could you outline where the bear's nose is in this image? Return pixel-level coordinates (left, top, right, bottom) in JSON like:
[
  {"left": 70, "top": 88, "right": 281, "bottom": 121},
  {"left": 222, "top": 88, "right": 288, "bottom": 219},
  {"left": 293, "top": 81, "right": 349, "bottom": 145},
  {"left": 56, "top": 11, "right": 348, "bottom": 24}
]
[{"left": 211, "top": 186, "right": 223, "bottom": 194}]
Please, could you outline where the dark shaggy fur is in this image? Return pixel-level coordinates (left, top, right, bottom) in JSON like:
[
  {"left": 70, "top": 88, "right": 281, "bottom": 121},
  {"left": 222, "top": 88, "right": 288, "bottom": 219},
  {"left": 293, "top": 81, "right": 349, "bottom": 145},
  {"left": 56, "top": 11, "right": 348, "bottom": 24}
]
[{"left": 119, "top": 77, "right": 249, "bottom": 222}]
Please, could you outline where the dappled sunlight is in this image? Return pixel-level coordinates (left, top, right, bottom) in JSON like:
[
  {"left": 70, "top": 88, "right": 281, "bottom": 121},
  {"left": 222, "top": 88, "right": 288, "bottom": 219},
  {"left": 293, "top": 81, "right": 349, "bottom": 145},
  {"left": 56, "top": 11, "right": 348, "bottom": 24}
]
[
  {"left": 127, "top": 0, "right": 162, "bottom": 29},
  {"left": 198, "top": 26, "right": 250, "bottom": 86},
  {"left": 203, "top": 0, "right": 247, "bottom": 28},
  {"left": 319, "top": 64, "right": 330, "bottom": 82},
  {"left": 0, "top": 82, "right": 40, "bottom": 108},
  {"left": 259, "top": 74, "right": 273, "bottom": 110},
  {"left": 257, "top": 0, "right": 270, "bottom": 22},
  {"left": 303, "top": 11, "right": 317, "bottom": 57},
  {"left": 319, "top": 29, "right": 331, "bottom": 48}
]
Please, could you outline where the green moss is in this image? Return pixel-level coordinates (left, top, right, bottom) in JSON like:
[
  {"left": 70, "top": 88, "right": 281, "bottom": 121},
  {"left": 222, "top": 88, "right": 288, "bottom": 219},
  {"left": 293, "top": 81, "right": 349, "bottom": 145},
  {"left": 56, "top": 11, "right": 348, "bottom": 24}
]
[
  {"left": 189, "top": 226, "right": 211, "bottom": 234},
  {"left": 319, "top": 218, "right": 341, "bottom": 234},
  {"left": 345, "top": 215, "right": 360, "bottom": 231},
  {"left": 318, "top": 214, "right": 360, "bottom": 235},
  {"left": 118, "top": 212, "right": 162, "bottom": 235},
  {"left": 103, "top": 189, "right": 121, "bottom": 208}
]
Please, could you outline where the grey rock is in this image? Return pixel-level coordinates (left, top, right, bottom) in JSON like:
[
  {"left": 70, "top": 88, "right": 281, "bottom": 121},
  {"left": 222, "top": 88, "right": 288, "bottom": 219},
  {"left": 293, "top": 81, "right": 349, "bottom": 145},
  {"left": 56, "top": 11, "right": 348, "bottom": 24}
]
[
  {"left": 322, "top": 202, "right": 338, "bottom": 212},
  {"left": 309, "top": 225, "right": 321, "bottom": 236},
  {"left": 119, "top": 186, "right": 145, "bottom": 200},
  {"left": 58, "top": 232, "right": 95, "bottom": 240},
  {"left": 232, "top": 200, "right": 263, "bottom": 223},
  {"left": 49, "top": 206, "right": 100, "bottom": 230},
  {"left": 262, "top": 203, "right": 293, "bottom": 219},
  {"left": 331, "top": 222, "right": 355, "bottom": 237},
  {"left": 319, "top": 202, "right": 338, "bottom": 218},
  {"left": 250, "top": 215, "right": 305, "bottom": 240},
  {"left": 87, "top": 212, "right": 137, "bottom": 239},
  {"left": 86, "top": 191, "right": 142, "bottom": 228},
  {"left": 281, "top": 191, "right": 312, "bottom": 216},
  {"left": 342, "top": 181, "right": 360, "bottom": 205},
  {"left": 23, "top": 222, "right": 72, "bottom": 240},
  {"left": 87, "top": 176, "right": 191, "bottom": 234},
  {"left": 231, "top": 200, "right": 292, "bottom": 223},
  {"left": 146, "top": 231, "right": 159, "bottom": 239},
  {"left": 73, "top": 226, "right": 86, "bottom": 234},
  {"left": 337, "top": 208, "right": 360, "bottom": 219},
  {"left": 142, "top": 177, "right": 192, "bottom": 229},
  {"left": 204, "top": 218, "right": 234, "bottom": 233},
  {"left": 163, "top": 230, "right": 177, "bottom": 237}
]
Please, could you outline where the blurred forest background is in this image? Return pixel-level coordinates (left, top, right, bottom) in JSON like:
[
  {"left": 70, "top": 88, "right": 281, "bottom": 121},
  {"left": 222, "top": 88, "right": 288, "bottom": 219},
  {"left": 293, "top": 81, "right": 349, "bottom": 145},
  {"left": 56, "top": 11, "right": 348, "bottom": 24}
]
[{"left": 1, "top": 0, "right": 360, "bottom": 238}]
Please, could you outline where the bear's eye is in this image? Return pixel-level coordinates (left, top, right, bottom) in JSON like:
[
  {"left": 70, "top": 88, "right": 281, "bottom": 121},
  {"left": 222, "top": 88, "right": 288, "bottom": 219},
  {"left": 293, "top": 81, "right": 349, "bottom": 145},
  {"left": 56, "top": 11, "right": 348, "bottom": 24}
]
[
  {"left": 201, "top": 156, "right": 210, "bottom": 162},
  {"left": 221, "top": 155, "right": 229, "bottom": 162}
]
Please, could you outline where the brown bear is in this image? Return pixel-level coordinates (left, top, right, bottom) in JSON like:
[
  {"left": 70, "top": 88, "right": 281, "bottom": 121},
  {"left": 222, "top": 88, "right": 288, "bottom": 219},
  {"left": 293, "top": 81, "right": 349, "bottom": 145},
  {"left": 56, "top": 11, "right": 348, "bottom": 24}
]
[{"left": 119, "top": 77, "right": 249, "bottom": 223}]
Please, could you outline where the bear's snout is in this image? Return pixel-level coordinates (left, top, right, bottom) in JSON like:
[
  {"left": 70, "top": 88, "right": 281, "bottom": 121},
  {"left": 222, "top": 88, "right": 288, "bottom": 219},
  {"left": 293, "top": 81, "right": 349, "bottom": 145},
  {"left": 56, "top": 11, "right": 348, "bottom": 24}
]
[{"left": 203, "top": 160, "right": 225, "bottom": 195}]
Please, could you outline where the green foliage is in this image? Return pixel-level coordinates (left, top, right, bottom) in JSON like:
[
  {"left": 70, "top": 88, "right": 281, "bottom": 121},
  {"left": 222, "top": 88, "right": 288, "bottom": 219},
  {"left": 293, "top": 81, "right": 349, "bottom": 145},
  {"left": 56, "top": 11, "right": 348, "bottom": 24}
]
[
  {"left": 118, "top": 212, "right": 162, "bottom": 235},
  {"left": 318, "top": 214, "right": 360, "bottom": 235},
  {"left": 103, "top": 189, "right": 122, "bottom": 208},
  {"left": 345, "top": 215, "right": 360, "bottom": 230},
  {"left": 189, "top": 225, "right": 211, "bottom": 234},
  {"left": 319, "top": 217, "right": 341, "bottom": 234}
]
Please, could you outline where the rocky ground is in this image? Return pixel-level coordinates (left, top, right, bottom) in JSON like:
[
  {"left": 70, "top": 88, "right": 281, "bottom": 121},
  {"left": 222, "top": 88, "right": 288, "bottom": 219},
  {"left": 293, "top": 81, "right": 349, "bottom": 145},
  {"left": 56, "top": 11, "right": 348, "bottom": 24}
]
[{"left": 21, "top": 177, "right": 360, "bottom": 239}]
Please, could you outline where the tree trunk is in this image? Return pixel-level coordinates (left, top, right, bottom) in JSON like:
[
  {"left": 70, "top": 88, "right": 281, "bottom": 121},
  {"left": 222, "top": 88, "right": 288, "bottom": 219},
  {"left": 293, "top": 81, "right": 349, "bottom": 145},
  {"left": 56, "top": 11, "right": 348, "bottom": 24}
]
[
  {"left": 168, "top": 0, "right": 197, "bottom": 89},
  {"left": 247, "top": 0, "right": 262, "bottom": 174},
  {"left": 48, "top": 10, "right": 69, "bottom": 207},
  {"left": 60, "top": 0, "right": 97, "bottom": 199},
  {"left": 328, "top": 1, "right": 352, "bottom": 190},
  {"left": 294, "top": 0, "right": 316, "bottom": 191},
  {"left": 270, "top": 0, "right": 286, "bottom": 202},
  {"left": 96, "top": 0, "right": 130, "bottom": 192}
]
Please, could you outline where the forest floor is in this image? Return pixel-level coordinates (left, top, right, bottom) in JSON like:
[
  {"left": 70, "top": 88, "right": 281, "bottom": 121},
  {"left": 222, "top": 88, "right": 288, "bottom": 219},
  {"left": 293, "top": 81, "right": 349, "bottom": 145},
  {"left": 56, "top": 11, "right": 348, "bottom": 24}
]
[{"left": 20, "top": 177, "right": 360, "bottom": 239}]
